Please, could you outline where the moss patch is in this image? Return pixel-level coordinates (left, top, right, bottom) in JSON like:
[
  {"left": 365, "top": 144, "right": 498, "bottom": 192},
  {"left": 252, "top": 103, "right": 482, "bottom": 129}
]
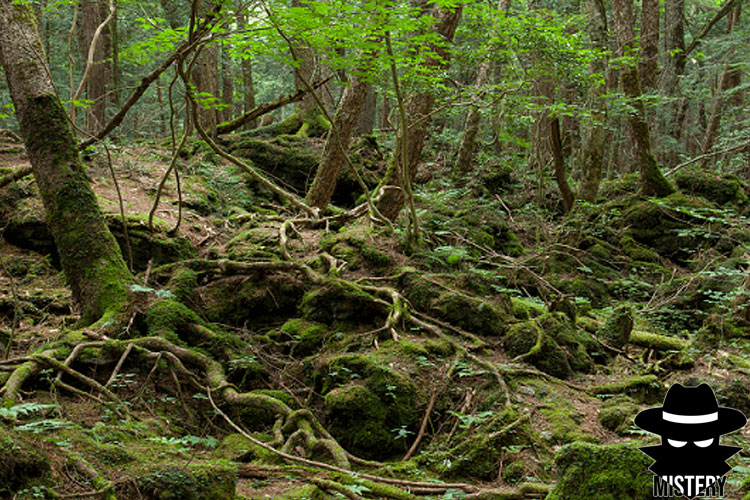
[{"left": 547, "top": 441, "right": 652, "bottom": 500}]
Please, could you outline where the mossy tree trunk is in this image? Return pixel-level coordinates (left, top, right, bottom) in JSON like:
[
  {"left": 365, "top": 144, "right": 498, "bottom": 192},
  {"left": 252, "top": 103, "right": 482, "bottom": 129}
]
[
  {"left": 612, "top": 0, "right": 674, "bottom": 197},
  {"left": 376, "top": 4, "right": 463, "bottom": 220},
  {"left": 0, "top": 0, "right": 133, "bottom": 325},
  {"left": 578, "top": 0, "right": 608, "bottom": 202},
  {"left": 306, "top": 72, "right": 371, "bottom": 210}
]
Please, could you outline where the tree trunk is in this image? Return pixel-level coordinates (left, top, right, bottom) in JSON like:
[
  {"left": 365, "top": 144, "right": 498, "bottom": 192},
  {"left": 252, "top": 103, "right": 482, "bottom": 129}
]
[
  {"left": 661, "top": 0, "right": 686, "bottom": 168},
  {"left": 578, "top": 0, "right": 608, "bottom": 202},
  {"left": 612, "top": 0, "right": 674, "bottom": 197},
  {"left": 355, "top": 85, "right": 376, "bottom": 135},
  {"left": 639, "top": 0, "right": 659, "bottom": 91},
  {"left": 376, "top": 4, "right": 463, "bottom": 220},
  {"left": 192, "top": 44, "right": 219, "bottom": 136},
  {"left": 0, "top": 0, "right": 132, "bottom": 325},
  {"left": 220, "top": 43, "right": 234, "bottom": 124},
  {"left": 699, "top": 2, "right": 741, "bottom": 167},
  {"left": 455, "top": 61, "right": 490, "bottom": 175},
  {"left": 79, "top": 0, "right": 112, "bottom": 134},
  {"left": 239, "top": 9, "right": 257, "bottom": 130},
  {"left": 306, "top": 73, "right": 371, "bottom": 210},
  {"left": 551, "top": 117, "right": 574, "bottom": 213},
  {"left": 292, "top": 0, "right": 316, "bottom": 114}
]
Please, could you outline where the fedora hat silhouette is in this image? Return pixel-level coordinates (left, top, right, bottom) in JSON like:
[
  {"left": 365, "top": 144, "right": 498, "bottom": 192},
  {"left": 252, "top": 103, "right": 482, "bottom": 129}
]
[{"left": 635, "top": 383, "right": 746, "bottom": 441}]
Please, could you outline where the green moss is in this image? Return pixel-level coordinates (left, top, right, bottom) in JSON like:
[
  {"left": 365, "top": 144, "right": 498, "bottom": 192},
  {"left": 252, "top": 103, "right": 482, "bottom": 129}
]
[
  {"left": 620, "top": 235, "right": 660, "bottom": 262},
  {"left": 0, "top": 426, "right": 52, "bottom": 498},
  {"left": 423, "top": 339, "right": 454, "bottom": 357},
  {"left": 674, "top": 167, "right": 749, "bottom": 207},
  {"left": 200, "top": 272, "right": 305, "bottom": 327},
  {"left": 430, "top": 291, "right": 510, "bottom": 337},
  {"left": 215, "top": 433, "right": 279, "bottom": 463},
  {"left": 548, "top": 442, "right": 652, "bottom": 500},
  {"left": 438, "top": 407, "right": 535, "bottom": 480},
  {"left": 138, "top": 461, "right": 237, "bottom": 500},
  {"left": 320, "top": 225, "right": 392, "bottom": 270},
  {"left": 590, "top": 375, "right": 663, "bottom": 404},
  {"left": 596, "top": 306, "right": 633, "bottom": 351},
  {"left": 510, "top": 297, "right": 545, "bottom": 320},
  {"left": 167, "top": 268, "right": 199, "bottom": 304},
  {"left": 146, "top": 300, "right": 203, "bottom": 343},
  {"left": 598, "top": 396, "right": 638, "bottom": 434},
  {"left": 622, "top": 193, "right": 717, "bottom": 263},
  {"left": 501, "top": 459, "right": 526, "bottom": 485},
  {"left": 281, "top": 318, "right": 330, "bottom": 357},
  {"left": 225, "top": 357, "right": 270, "bottom": 391},
  {"left": 324, "top": 384, "right": 391, "bottom": 458},
  {"left": 300, "top": 281, "right": 384, "bottom": 325},
  {"left": 315, "top": 354, "right": 419, "bottom": 459},
  {"left": 278, "top": 484, "right": 327, "bottom": 500}
]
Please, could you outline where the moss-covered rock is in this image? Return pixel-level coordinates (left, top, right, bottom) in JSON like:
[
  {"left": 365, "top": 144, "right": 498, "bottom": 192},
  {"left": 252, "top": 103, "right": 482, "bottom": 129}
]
[
  {"left": 620, "top": 235, "right": 661, "bottom": 263},
  {"left": 505, "top": 320, "right": 571, "bottom": 379},
  {"left": 596, "top": 306, "right": 633, "bottom": 351},
  {"left": 504, "top": 313, "right": 596, "bottom": 378},
  {"left": 590, "top": 375, "right": 664, "bottom": 404},
  {"left": 622, "top": 193, "right": 720, "bottom": 263},
  {"left": 547, "top": 442, "right": 652, "bottom": 500},
  {"left": 300, "top": 281, "right": 385, "bottom": 326},
  {"left": 280, "top": 318, "right": 330, "bottom": 357},
  {"left": 598, "top": 395, "right": 639, "bottom": 434},
  {"left": 431, "top": 290, "right": 511, "bottom": 337},
  {"left": 137, "top": 461, "right": 237, "bottom": 500},
  {"left": 314, "top": 354, "right": 420, "bottom": 459},
  {"left": 199, "top": 272, "right": 306, "bottom": 327},
  {"left": 324, "top": 384, "right": 391, "bottom": 458},
  {"left": 320, "top": 225, "right": 392, "bottom": 270},
  {"left": 674, "top": 167, "right": 749, "bottom": 207}
]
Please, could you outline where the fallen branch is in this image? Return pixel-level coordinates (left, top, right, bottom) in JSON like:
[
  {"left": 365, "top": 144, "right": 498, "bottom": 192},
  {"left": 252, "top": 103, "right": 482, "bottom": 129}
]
[{"left": 216, "top": 76, "right": 333, "bottom": 135}]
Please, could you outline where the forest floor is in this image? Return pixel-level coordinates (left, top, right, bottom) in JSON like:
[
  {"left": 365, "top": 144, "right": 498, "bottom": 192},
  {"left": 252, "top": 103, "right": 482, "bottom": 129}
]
[{"left": 2, "top": 133, "right": 750, "bottom": 500}]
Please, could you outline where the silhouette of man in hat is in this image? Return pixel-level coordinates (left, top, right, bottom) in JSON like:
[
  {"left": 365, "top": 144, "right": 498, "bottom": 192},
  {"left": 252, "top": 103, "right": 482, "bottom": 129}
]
[{"left": 635, "top": 383, "right": 746, "bottom": 498}]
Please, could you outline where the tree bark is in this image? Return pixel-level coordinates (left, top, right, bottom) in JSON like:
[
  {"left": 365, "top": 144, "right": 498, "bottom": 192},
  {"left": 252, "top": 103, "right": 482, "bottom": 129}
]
[
  {"left": 454, "top": 61, "right": 490, "bottom": 174},
  {"left": 220, "top": 43, "right": 234, "bottom": 124},
  {"left": 639, "top": 0, "right": 659, "bottom": 90},
  {"left": 355, "top": 85, "right": 376, "bottom": 135},
  {"left": 291, "top": 0, "right": 316, "bottom": 114},
  {"left": 79, "top": 0, "right": 112, "bottom": 133},
  {"left": 578, "top": 0, "right": 608, "bottom": 202},
  {"left": 699, "top": 1, "right": 742, "bottom": 166},
  {"left": 661, "top": 0, "right": 686, "bottom": 168},
  {"left": 0, "top": 0, "right": 132, "bottom": 324},
  {"left": 376, "top": 4, "right": 463, "bottom": 220},
  {"left": 306, "top": 73, "right": 371, "bottom": 210},
  {"left": 551, "top": 117, "right": 574, "bottom": 213},
  {"left": 612, "top": 0, "right": 674, "bottom": 197}
]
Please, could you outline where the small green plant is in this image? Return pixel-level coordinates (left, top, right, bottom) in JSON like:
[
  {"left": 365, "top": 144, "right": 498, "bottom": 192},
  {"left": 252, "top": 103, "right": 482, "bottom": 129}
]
[
  {"left": 0, "top": 402, "right": 57, "bottom": 421},
  {"left": 392, "top": 425, "right": 414, "bottom": 440}
]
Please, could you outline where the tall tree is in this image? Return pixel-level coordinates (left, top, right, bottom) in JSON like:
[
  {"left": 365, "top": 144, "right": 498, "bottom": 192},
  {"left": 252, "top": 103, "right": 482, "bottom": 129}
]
[
  {"left": 0, "top": 0, "right": 133, "bottom": 324},
  {"left": 220, "top": 43, "right": 235, "bottom": 124},
  {"left": 78, "top": 0, "right": 113, "bottom": 133},
  {"left": 661, "top": 0, "right": 687, "bottom": 168},
  {"left": 639, "top": 0, "right": 659, "bottom": 90},
  {"left": 376, "top": 3, "right": 463, "bottom": 220},
  {"left": 612, "top": 0, "right": 674, "bottom": 197},
  {"left": 578, "top": 0, "right": 609, "bottom": 202}
]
